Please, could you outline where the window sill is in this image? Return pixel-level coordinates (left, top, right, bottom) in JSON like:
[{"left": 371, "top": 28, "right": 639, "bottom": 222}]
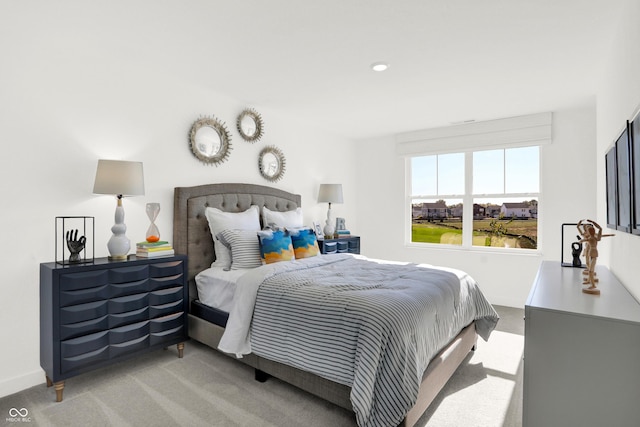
[{"left": 404, "top": 241, "right": 543, "bottom": 257}]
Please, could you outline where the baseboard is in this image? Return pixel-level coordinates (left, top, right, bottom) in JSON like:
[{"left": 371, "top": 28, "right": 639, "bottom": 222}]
[{"left": 0, "top": 369, "right": 44, "bottom": 398}]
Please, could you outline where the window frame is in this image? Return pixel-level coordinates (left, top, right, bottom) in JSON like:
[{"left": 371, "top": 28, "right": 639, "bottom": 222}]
[
  {"left": 406, "top": 148, "right": 541, "bottom": 252},
  {"left": 398, "top": 113, "right": 550, "bottom": 254}
]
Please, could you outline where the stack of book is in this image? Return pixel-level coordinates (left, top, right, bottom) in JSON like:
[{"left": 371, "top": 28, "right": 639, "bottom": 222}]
[
  {"left": 136, "top": 241, "right": 174, "bottom": 258},
  {"left": 336, "top": 229, "right": 351, "bottom": 238}
]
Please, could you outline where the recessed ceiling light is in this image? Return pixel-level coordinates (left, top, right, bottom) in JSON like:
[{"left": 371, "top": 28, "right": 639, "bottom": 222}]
[{"left": 371, "top": 62, "right": 389, "bottom": 72}]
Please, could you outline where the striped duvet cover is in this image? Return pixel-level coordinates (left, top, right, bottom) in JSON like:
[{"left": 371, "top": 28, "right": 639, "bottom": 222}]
[{"left": 218, "top": 254, "right": 499, "bottom": 427}]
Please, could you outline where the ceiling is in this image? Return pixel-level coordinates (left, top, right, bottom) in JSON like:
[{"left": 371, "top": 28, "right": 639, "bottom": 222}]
[{"left": 8, "top": 0, "right": 628, "bottom": 141}]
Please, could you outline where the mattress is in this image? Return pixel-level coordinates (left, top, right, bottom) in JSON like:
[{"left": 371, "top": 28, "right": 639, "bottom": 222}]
[{"left": 195, "top": 267, "right": 245, "bottom": 312}]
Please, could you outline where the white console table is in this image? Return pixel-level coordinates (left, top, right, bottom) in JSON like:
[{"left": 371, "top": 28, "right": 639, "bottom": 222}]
[{"left": 524, "top": 261, "right": 640, "bottom": 427}]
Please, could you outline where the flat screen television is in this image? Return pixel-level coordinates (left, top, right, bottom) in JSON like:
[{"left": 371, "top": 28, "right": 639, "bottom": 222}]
[
  {"left": 632, "top": 118, "right": 640, "bottom": 235},
  {"left": 605, "top": 144, "right": 617, "bottom": 230},
  {"left": 615, "top": 123, "right": 631, "bottom": 232}
]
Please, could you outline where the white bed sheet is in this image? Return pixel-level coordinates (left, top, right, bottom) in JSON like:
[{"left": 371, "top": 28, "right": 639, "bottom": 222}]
[{"left": 195, "top": 267, "right": 246, "bottom": 312}]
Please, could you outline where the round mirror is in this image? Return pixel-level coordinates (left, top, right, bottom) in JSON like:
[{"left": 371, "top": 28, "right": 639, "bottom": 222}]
[
  {"left": 189, "top": 116, "right": 232, "bottom": 165},
  {"left": 237, "top": 108, "right": 264, "bottom": 142},
  {"left": 195, "top": 126, "right": 221, "bottom": 156},
  {"left": 258, "top": 145, "right": 286, "bottom": 182}
]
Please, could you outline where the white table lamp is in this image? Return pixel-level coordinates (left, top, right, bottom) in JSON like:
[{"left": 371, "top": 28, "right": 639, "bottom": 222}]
[
  {"left": 318, "top": 184, "right": 343, "bottom": 238},
  {"left": 93, "top": 159, "right": 145, "bottom": 260}
]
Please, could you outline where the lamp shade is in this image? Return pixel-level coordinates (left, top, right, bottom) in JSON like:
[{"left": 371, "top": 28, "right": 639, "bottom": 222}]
[
  {"left": 317, "top": 184, "right": 343, "bottom": 204},
  {"left": 93, "top": 160, "right": 145, "bottom": 196}
]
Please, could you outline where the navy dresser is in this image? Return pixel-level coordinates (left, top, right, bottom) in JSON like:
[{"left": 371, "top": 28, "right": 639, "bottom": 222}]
[{"left": 40, "top": 255, "right": 188, "bottom": 401}]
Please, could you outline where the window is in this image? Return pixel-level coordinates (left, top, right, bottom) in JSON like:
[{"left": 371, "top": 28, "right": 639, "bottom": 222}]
[
  {"left": 410, "top": 146, "right": 539, "bottom": 250},
  {"left": 400, "top": 112, "right": 550, "bottom": 252}
]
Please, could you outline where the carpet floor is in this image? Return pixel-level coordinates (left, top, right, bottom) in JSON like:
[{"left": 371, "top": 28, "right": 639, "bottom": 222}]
[{"left": 1, "top": 305, "right": 523, "bottom": 427}]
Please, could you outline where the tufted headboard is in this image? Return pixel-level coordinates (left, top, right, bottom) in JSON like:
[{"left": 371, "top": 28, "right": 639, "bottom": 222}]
[{"left": 173, "top": 183, "right": 302, "bottom": 301}]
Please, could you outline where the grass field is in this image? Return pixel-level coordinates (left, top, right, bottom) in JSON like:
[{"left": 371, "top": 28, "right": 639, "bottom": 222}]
[{"left": 412, "top": 219, "right": 538, "bottom": 248}]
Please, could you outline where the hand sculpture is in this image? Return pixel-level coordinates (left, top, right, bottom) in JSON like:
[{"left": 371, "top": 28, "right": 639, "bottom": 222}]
[{"left": 66, "top": 229, "right": 86, "bottom": 262}]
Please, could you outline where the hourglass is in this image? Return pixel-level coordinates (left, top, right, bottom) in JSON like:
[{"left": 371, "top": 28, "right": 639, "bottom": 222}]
[{"left": 145, "top": 203, "right": 161, "bottom": 243}]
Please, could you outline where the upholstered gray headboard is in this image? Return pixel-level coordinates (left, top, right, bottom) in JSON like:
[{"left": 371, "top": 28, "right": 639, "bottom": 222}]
[{"left": 173, "top": 183, "right": 302, "bottom": 300}]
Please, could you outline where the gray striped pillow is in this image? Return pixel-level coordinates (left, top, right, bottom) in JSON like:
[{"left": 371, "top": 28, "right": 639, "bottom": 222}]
[{"left": 216, "top": 229, "right": 262, "bottom": 270}]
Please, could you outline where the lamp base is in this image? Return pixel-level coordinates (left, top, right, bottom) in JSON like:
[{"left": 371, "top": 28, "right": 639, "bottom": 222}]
[
  {"left": 106, "top": 199, "right": 131, "bottom": 261},
  {"left": 324, "top": 204, "right": 335, "bottom": 238}
]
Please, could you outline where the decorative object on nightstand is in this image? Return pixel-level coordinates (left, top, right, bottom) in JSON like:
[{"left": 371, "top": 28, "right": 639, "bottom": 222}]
[
  {"left": 312, "top": 221, "right": 324, "bottom": 239},
  {"left": 93, "top": 159, "right": 145, "bottom": 260},
  {"left": 65, "top": 229, "right": 86, "bottom": 262},
  {"left": 577, "top": 219, "right": 614, "bottom": 294},
  {"left": 571, "top": 241, "right": 582, "bottom": 267},
  {"left": 237, "top": 108, "right": 264, "bottom": 142},
  {"left": 335, "top": 217, "right": 351, "bottom": 237},
  {"left": 318, "top": 183, "right": 343, "bottom": 238},
  {"left": 145, "top": 202, "right": 161, "bottom": 243},
  {"left": 560, "top": 223, "right": 585, "bottom": 268},
  {"left": 55, "top": 216, "right": 94, "bottom": 265},
  {"left": 136, "top": 240, "right": 174, "bottom": 258}
]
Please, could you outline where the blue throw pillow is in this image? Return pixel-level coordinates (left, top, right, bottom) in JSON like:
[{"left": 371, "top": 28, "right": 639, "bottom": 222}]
[
  {"left": 257, "top": 229, "right": 294, "bottom": 264},
  {"left": 289, "top": 227, "right": 320, "bottom": 259}
]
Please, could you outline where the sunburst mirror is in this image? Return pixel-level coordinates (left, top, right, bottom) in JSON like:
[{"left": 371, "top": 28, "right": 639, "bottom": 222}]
[
  {"left": 237, "top": 108, "right": 264, "bottom": 142},
  {"left": 189, "top": 116, "right": 232, "bottom": 165},
  {"left": 258, "top": 145, "right": 286, "bottom": 182}
]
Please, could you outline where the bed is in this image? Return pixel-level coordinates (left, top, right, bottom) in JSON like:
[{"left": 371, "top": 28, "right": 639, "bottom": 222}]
[{"left": 173, "top": 183, "right": 498, "bottom": 427}]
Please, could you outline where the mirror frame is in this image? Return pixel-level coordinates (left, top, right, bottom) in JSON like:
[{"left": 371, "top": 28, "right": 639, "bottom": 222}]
[
  {"left": 237, "top": 108, "right": 264, "bottom": 142},
  {"left": 189, "top": 116, "right": 232, "bottom": 165},
  {"left": 258, "top": 145, "right": 286, "bottom": 182}
]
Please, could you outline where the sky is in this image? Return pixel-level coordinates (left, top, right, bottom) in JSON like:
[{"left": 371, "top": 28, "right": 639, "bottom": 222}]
[{"left": 411, "top": 146, "right": 539, "bottom": 206}]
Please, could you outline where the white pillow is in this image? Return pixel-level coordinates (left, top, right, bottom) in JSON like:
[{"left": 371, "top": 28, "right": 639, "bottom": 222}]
[
  {"left": 216, "top": 229, "right": 262, "bottom": 270},
  {"left": 262, "top": 206, "right": 304, "bottom": 229},
  {"left": 204, "top": 205, "right": 260, "bottom": 268}
]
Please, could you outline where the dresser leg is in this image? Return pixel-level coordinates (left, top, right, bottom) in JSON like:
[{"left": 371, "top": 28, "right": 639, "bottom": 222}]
[
  {"left": 54, "top": 381, "right": 65, "bottom": 402},
  {"left": 46, "top": 376, "right": 53, "bottom": 387},
  {"left": 177, "top": 342, "right": 184, "bottom": 358}
]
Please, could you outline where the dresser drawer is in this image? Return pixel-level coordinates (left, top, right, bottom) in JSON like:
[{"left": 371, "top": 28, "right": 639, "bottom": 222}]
[
  {"left": 337, "top": 241, "right": 349, "bottom": 253},
  {"left": 150, "top": 300, "right": 183, "bottom": 318},
  {"left": 59, "top": 270, "right": 108, "bottom": 291},
  {"left": 150, "top": 286, "right": 183, "bottom": 306},
  {"left": 150, "top": 312, "right": 183, "bottom": 333},
  {"left": 150, "top": 325, "right": 184, "bottom": 346},
  {"left": 150, "top": 312, "right": 185, "bottom": 346},
  {"left": 60, "top": 284, "right": 110, "bottom": 307},
  {"left": 109, "top": 265, "right": 149, "bottom": 284},
  {"left": 149, "top": 260, "right": 184, "bottom": 278},
  {"left": 109, "top": 293, "right": 149, "bottom": 314},
  {"left": 61, "top": 345, "right": 110, "bottom": 373},
  {"left": 60, "top": 315, "right": 109, "bottom": 341},
  {"left": 110, "top": 279, "right": 149, "bottom": 297},
  {"left": 110, "top": 335, "right": 150, "bottom": 359},
  {"left": 60, "top": 300, "right": 108, "bottom": 325},
  {"left": 61, "top": 330, "right": 110, "bottom": 359},
  {"left": 109, "top": 306, "right": 149, "bottom": 329},
  {"left": 110, "top": 320, "right": 150, "bottom": 344},
  {"left": 149, "top": 274, "right": 184, "bottom": 291},
  {"left": 322, "top": 241, "right": 338, "bottom": 254},
  {"left": 348, "top": 240, "right": 360, "bottom": 253}
]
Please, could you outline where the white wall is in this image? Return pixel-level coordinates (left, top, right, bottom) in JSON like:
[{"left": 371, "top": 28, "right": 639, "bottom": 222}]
[
  {"left": 596, "top": 0, "right": 640, "bottom": 301},
  {"left": 0, "top": 32, "right": 357, "bottom": 398},
  {"left": 355, "top": 105, "right": 597, "bottom": 308}
]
